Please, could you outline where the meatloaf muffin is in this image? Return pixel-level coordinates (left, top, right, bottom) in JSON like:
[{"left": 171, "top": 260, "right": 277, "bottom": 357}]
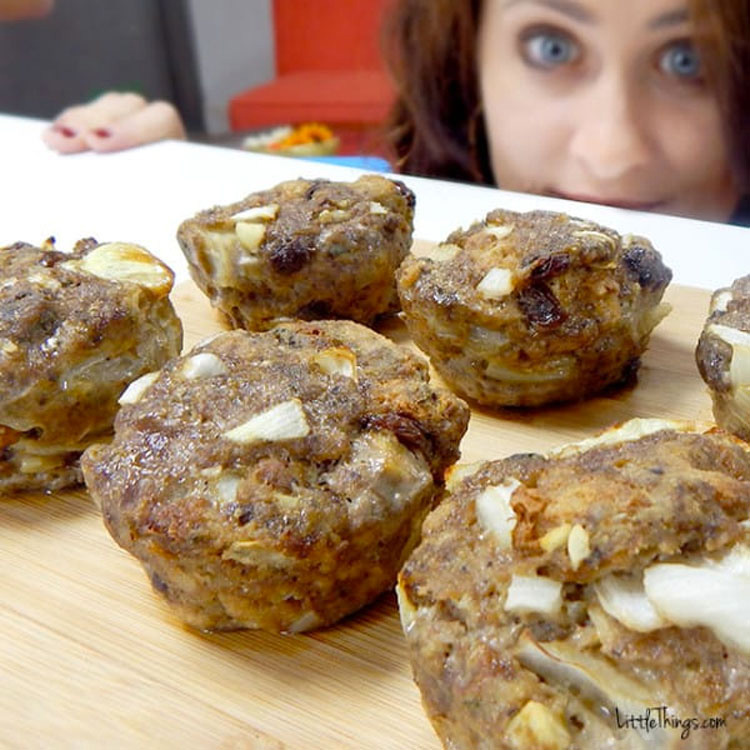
[
  {"left": 398, "top": 419, "right": 750, "bottom": 749},
  {"left": 0, "top": 238, "right": 182, "bottom": 493},
  {"left": 82, "top": 319, "right": 469, "bottom": 632},
  {"left": 696, "top": 275, "right": 750, "bottom": 441},
  {"left": 177, "top": 175, "right": 415, "bottom": 331},
  {"left": 397, "top": 210, "right": 672, "bottom": 407}
]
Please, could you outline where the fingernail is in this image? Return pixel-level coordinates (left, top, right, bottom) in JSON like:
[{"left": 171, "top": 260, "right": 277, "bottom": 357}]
[
  {"left": 53, "top": 124, "right": 77, "bottom": 138},
  {"left": 92, "top": 128, "right": 112, "bottom": 138}
]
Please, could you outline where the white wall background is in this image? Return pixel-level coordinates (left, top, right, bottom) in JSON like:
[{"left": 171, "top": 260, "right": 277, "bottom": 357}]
[{"left": 187, "top": 0, "right": 275, "bottom": 133}]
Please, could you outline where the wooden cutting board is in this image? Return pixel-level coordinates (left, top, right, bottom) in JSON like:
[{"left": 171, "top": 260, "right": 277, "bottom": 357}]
[{"left": 0, "top": 266, "right": 715, "bottom": 750}]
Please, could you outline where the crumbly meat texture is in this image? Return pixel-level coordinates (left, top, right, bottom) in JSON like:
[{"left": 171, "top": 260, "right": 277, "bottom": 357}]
[
  {"left": 177, "top": 175, "right": 415, "bottom": 331},
  {"left": 397, "top": 210, "right": 672, "bottom": 407},
  {"left": 696, "top": 275, "right": 750, "bottom": 440},
  {"left": 0, "top": 239, "right": 182, "bottom": 492},
  {"left": 82, "top": 320, "right": 469, "bottom": 633},
  {"left": 398, "top": 424, "right": 750, "bottom": 750}
]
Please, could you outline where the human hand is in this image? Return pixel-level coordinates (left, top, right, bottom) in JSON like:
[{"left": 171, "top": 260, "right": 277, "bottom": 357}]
[{"left": 42, "top": 91, "right": 187, "bottom": 155}]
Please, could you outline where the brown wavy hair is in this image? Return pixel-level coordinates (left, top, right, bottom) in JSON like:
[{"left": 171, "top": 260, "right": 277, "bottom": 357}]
[{"left": 383, "top": 0, "right": 750, "bottom": 199}]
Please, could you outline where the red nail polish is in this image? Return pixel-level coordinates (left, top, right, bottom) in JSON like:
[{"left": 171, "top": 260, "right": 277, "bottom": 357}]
[
  {"left": 54, "top": 124, "right": 77, "bottom": 138},
  {"left": 92, "top": 128, "right": 112, "bottom": 138}
]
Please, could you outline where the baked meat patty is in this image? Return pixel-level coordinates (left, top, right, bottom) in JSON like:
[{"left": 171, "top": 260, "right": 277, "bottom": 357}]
[
  {"left": 177, "top": 175, "right": 415, "bottom": 331},
  {"left": 397, "top": 210, "right": 672, "bottom": 407},
  {"left": 0, "top": 239, "right": 182, "bottom": 493},
  {"left": 82, "top": 319, "right": 469, "bottom": 632},
  {"left": 398, "top": 419, "right": 750, "bottom": 749},
  {"left": 696, "top": 275, "right": 750, "bottom": 441}
]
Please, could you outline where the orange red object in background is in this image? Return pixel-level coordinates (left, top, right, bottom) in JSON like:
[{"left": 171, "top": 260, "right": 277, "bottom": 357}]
[{"left": 228, "top": 0, "right": 394, "bottom": 156}]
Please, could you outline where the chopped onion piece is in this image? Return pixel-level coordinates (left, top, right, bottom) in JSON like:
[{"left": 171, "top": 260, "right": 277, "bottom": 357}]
[
  {"left": 515, "top": 632, "right": 678, "bottom": 747},
  {"left": 484, "top": 223, "right": 514, "bottom": 240},
  {"left": 643, "top": 547, "right": 750, "bottom": 655},
  {"left": 19, "top": 454, "right": 63, "bottom": 473},
  {"left": 222, "top": 540, "right": 291, "bottom": 568},
  {"left": 726, "top": 386, "right": 750, "bottom": 428},
  {"left": 710, "top": 290, "right": 733, "bottom": 314},
  {"left": 594, "top": 573, "right": 668, "bottom": 632},
  {"left": 505, "top": 574, "right": 562, "bottom": 616},
  {"left": 286, "top": 611, "right": 323, "bottom": 634},
  {"left": 707, "top": 323, "right": 750, "bottom": 348},
  {"left": 235, "top": 221, "right": 266, "bottom": 252},
  {"left": 567, "top": 524, "right": 590, "bottom": 571},
  {"left": 118, "top": 371, "right": 160, "bottom": 405},
  {"left": 445, "top": 461, "right": 487, "bottom": 492},
  {"left": 182, "top": 352, "right": 227, "bottom": 379},
  {"left": 311, "top": 347, "right": 357, "bottom": 380},
  {"left": 506, "top": 700, "right": 571, "bottom": 750},
  {"left": 369, "top": 201, "right": 388, "bottom": 215},
  {"left": 475, "top": 478, "right": 521, "bottom": 549},
  {"left": 539, "top": 523, "right": 571, "bottom": 553},
  {"left": 712, "top": 543, "right": 750, "bottom": 576},
  {"left": 477, "top": 267, "right": 514, "bottom": 298},
  {"left": 223, "top": 398, "right": 310, "bottom": 444},
  {"left": 485, "top": 358, "right": 573, "bottom": 384},
  {"left": 422, "top": 243, "right": 460, "bottom": 263},
  {"left": 215, "top": 473, "right": 241, "bottom": 504},
  {"left": 551, "top": 418, "right": 686, "bottom": 458},
  {"left": 231, "top": 204, "right": 279, "bottom": 222},
  {"left": 62, "top": 242, "right": 174, "bottom": 296},
  {"left": 729, "top": 344, "right": 750, "bottom": 387}
]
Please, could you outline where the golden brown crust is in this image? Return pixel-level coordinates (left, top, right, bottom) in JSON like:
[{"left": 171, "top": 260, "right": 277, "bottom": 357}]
[
  {"left": 397, "top": 210, "right": 672, "bottom": 407},
  {"left": 82, "top": 320, "right": 469, "bottom": 633},
  {"left": 399, "top": 423, "right": 750, "bottom": 749},
  {"left": 697, "top": 274, "right": 750, "bottom": 440},
  {"left": 177, "top": 175, "right": 415, "bottom": 331},
  {"left": 0, "top": 239, "right": 182, "bottom": 492}
]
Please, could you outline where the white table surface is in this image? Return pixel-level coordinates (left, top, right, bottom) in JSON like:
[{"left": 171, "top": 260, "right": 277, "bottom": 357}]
[{"left": 1, "top": 112, "right": 747, "bottom": 290}]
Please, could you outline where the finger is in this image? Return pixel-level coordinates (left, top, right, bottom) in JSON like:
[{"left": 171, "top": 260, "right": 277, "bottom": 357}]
[
  {"left": 41, "top": 122, "right": 89, "bottom": 154},
  {"left": 83, "top": 101, "right": 187, "bottom": 153},
  {"left": 54, "top": 91, "right": 148, "bottom": 133}
]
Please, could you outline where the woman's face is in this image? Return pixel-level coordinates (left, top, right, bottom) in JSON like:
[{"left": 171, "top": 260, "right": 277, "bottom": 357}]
[{"left": 478, "top": 0, "right": 739, "bottom": 221}]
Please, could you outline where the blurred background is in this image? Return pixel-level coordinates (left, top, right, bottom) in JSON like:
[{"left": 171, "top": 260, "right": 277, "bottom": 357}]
[{"left": 0, "top": 0, "right": 394, "bottom": 157}]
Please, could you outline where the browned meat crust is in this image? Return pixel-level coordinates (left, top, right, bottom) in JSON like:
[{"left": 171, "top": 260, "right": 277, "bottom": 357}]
[
  {"left": 82, "top": 319, "right": 469, "bottom": 633},
  {"left": 177, "top": 175, "right": 415, "bottom": 331},
  {"left": 397, "top": 210, "right": 672, "bottom": 407},
  {"left": 0, "top": 239, "right": 182, "bottom": 492},
  {"left": 398, "top": 422, "right": 750, "bottom": 749},
  {"left": 696, "top": 275, "right": 750, "bottom": 440}
]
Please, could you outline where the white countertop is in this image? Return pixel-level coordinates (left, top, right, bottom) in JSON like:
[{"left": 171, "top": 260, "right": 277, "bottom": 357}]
[{"left": 1, "top": 112, "right": 747, "bottom": 290}]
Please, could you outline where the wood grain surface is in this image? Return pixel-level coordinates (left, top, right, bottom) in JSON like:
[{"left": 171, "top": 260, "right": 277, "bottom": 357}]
[{"left": 0, "top": 267, "right": 715, "bottom": 750}]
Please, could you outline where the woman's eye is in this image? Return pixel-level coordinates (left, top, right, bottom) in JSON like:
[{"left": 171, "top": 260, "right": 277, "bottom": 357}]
[
  {"left": 658, "top": 41, "right": 703, "bottom": 81},
  {"left": 521, "top": 30, "right": 580, "bottom": 69}
]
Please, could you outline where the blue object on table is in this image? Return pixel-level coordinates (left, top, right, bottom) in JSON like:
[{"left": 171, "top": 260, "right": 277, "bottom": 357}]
[{"left": 301, "top": 155, "right": 392, "bottom": 172}]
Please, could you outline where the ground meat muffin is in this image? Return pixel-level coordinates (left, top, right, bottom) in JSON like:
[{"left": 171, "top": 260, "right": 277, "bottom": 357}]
[
  {"left": 0, "top": 238, "right": 182, "bottom": 493},
  {"left": 177, "top": 175, "right": 415, "bottom": 331},
  {"left": 696, "top": 275, "right": 750, "bottom": 441},
  {"left": 397, "top": 210, "right": 672, "bottom": 407},
  {"left": 81, "top": 319, "right": 469, "bottom": 633},
  {"left": 398, "top": 419, "right": 750, "bottom": 750}
]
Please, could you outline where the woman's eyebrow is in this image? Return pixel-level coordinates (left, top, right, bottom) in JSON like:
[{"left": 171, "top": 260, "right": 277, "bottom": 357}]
[
  {"left": 501, "top": 1, "right": 690, "bottom": 29},
  {"left": 502, "top": 0, "right": 595, "bottom": 24},
  {"left": 648, "top": 8, "right": 690, "bottom": 29}
]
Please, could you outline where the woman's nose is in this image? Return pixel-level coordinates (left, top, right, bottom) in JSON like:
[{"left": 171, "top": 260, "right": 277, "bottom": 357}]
[{"left": 568, "top": 73, "right": 654, "bottom": 182}]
